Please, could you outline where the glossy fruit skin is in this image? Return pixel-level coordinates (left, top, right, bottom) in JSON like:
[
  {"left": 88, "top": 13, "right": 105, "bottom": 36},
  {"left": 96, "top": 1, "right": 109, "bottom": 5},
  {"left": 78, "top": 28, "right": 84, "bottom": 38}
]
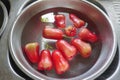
[
  {"left": 56, "top": 40, "right": 77, "bottom": 60},
  {"left": 65, "top": 26, "right": 77, "bottom": 37},
  {"left": 54, "top": 14, "right": 66, "bottom": 28},
  {"left": 52, "top": 50, "right": 69, "bottom": 74},
  {"left": 69, "top": 14, "right": 85, "bottom": 28},
  {"left": 43, "top": 27, "right": 64, "bottom": 40},
  {"left": 38, "top": 50, "right": 53, "bottom": 71},
  {"left": 78, "top": 27, "right": 98, "bottom": 43},
  {"left": 71, "top": 39, "right": 92, "bottom": 58},
  {"left": 24, "top": 42, "right": 39, "bottom": 63}
]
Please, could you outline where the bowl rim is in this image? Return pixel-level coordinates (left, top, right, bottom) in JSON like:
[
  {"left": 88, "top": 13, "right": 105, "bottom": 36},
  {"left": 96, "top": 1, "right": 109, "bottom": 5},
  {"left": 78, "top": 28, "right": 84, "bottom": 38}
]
[
  {"left": 0, "top": 1, "right": 8, "bottom": 36},
  {"left": 9, "top": 0, "right": 117, "bottom": 80}
]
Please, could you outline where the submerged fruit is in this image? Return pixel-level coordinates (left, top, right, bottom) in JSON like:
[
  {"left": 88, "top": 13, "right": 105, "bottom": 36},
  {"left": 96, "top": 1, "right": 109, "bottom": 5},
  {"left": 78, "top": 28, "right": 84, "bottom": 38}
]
[
  {"left": 69, "top": 14, "right": 85, "bottom": 28},
  {"left": 56, "top": 40, "right": 77, "bottom": 60},
  {"left": 24, "top": 42, "right": 39, "bottom": 63},
  {"left": 38, "top": 50, "right": 53, "bottom": 71},
  {"left": 79, "top": 27, "right": 98, "bottom": 43},
  {"left": 43, "top": 26, "right": 64, "bottom": 40},
  {"left": 54, "top": 14, "right": 66, "bottom": 28},
  {"left": 52, "top": 50, "right": 69, "bottom": 74},
  {"left": 71, "top": 39, "right": 92, "bottom": 58}
]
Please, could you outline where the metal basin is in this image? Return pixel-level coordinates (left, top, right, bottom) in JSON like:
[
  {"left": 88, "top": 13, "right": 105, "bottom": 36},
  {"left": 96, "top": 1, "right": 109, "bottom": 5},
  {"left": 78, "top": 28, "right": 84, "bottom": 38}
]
[
  {"left": 0, "top": 1, "right": 8, "bottom": 36},
  {"left": 9, "top": 0, "right": 117, "bottom": 80}
]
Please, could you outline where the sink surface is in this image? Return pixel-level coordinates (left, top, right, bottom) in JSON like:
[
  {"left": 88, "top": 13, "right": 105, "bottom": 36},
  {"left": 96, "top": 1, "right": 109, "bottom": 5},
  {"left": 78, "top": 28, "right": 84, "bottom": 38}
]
[{"left": 0, "top": 0, "right": 120, "bottom": 80}]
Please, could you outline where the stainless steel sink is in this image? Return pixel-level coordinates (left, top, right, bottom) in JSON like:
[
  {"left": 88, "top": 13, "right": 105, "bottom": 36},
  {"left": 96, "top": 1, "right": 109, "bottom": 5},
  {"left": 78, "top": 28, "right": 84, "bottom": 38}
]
[{"left": 0, "top": 0, "right": 120, "bottom": 80}]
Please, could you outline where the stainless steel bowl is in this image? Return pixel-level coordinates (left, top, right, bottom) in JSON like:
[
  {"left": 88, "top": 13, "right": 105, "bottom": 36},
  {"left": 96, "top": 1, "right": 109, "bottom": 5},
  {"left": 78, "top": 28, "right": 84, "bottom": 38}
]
[
  {"left": 0, "top": 1, "right": 8, "bottom": 36},
  {"left": 9, "top": 0, "right": 117, "bottom": 80}
]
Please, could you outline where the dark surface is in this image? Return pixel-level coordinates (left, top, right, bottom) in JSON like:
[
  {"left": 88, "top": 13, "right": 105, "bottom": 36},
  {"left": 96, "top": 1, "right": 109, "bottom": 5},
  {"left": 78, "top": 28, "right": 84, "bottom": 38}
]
[
  {"left": 1, "top": 0, "right": 10, "bottom": 14},
  {"left": 0, "top": 0, "right": 120, "bottom": 80},
  {"left": 0, "top": 5, "right": 4, "bottom": 28}
]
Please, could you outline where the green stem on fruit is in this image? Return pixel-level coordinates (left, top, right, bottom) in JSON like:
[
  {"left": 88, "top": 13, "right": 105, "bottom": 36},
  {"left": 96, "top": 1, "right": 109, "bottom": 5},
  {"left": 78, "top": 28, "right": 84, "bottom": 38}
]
[
  {"left": 63, "top": 35, "right": 73, "bottom": 39},
  {"left": 45, "top": 44, "right": 53, "bottom": 50},
  {"left": 41, "top": 17, "right": 49, "bottom": 22}
]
